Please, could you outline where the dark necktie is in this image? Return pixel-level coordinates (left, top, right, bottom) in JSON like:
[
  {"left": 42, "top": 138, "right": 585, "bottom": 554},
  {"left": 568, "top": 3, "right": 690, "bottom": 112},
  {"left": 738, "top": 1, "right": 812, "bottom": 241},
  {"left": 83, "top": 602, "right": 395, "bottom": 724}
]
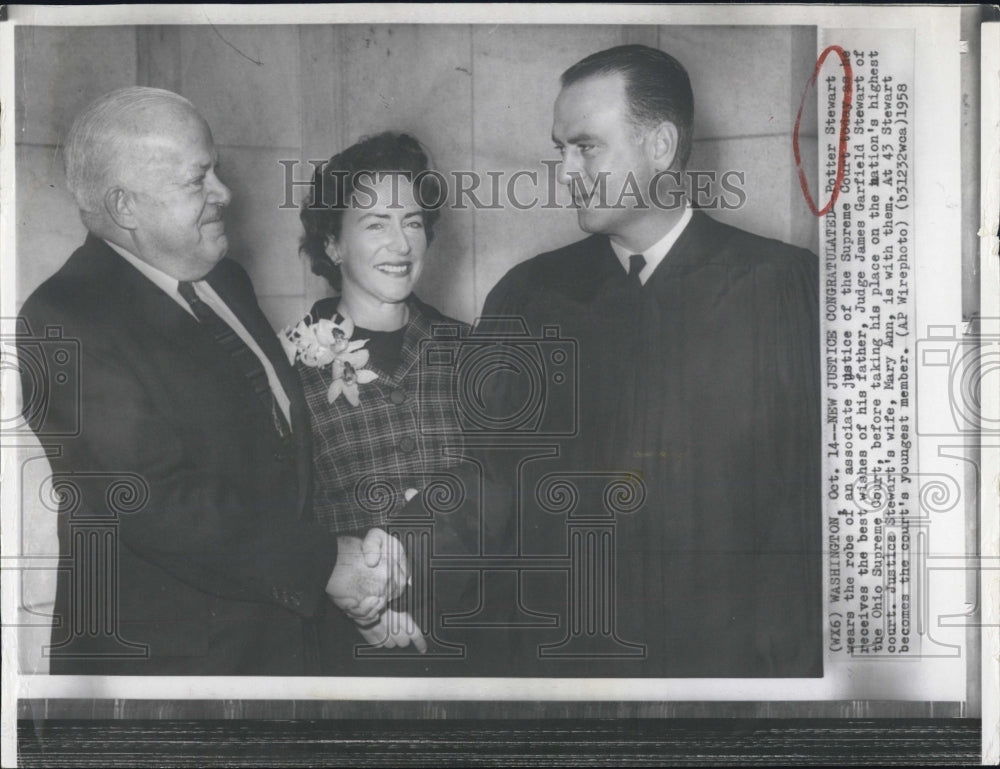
[
  {"left": 177, "top": 281, "right": 290, "bottom": 438},
  {"left": 628, "top": 253, "right": 646, "bottom": 287}
]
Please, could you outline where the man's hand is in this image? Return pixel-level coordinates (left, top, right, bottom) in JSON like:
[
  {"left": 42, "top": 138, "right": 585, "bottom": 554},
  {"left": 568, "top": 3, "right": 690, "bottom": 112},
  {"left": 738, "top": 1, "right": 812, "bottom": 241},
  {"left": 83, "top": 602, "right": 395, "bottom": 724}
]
[
  {"left": 360, "top": 527, "right": 410, "bottom": 589},
  {"left": 355, "top": 609, "right": 428, "bottom": 653},
  {"left": 326, "top": 529, "right": 409, "bottom": 623}
]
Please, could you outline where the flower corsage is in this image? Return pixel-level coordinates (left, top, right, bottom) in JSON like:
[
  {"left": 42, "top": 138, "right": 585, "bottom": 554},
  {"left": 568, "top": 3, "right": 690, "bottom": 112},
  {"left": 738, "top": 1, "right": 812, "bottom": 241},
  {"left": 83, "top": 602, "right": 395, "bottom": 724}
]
[{"left": 280, "top": 311, "right": 377, "bottom": 406}]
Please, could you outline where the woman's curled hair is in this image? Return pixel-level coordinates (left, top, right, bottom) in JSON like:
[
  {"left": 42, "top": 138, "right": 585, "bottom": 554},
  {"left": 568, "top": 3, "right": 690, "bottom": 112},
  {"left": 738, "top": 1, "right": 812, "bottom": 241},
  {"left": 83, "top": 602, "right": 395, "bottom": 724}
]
[{"left": 299, "top": 132, "right": 442, "bottom": 291}]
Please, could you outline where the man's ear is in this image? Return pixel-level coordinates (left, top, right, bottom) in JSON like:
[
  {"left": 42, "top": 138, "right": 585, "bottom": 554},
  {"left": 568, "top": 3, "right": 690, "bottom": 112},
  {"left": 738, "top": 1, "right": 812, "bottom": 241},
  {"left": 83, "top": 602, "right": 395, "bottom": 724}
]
[
  {"left": 104, "top": 187, "right": 138, "bottom": 231},
  {"left": 647, "top": 120, "right": 680, "bottom": 173}
]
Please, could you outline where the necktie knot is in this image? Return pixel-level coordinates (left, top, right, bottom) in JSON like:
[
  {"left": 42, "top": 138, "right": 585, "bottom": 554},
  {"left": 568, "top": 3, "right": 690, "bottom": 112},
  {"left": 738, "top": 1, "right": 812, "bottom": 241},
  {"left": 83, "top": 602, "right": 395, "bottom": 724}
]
[
  {"left": 628, "top": 254, "right": 646, "bottom": 284},
  {"left": 178, "top": 281, "right": 210, "bottom": 321}
]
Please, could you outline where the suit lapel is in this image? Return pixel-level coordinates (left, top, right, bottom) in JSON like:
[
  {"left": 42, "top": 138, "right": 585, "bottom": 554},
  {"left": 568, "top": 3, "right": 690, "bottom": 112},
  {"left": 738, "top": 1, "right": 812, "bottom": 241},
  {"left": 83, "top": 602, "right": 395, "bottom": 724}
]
[
  {"left": 206, "top": 261, "right": 313, "bottom": 519},
  {"left": 91, "top": 242, "right": 313, "bottom": 521},
  {"left": 90, "top": 237, "right": 212, "bottom": 359},
  {"left": 205, "top": 263, "right": 308, "bottom": 429}
]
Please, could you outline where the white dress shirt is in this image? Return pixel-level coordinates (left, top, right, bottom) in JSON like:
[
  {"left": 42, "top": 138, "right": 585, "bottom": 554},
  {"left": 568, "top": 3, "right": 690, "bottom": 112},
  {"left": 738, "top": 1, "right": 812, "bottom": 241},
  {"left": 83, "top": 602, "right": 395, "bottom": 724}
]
[
  {"left": 106, "top": 240, "right": 292, "bottom": 427},
  {"left": 609, "top": 203, "right": 693, "bottom": 285}
]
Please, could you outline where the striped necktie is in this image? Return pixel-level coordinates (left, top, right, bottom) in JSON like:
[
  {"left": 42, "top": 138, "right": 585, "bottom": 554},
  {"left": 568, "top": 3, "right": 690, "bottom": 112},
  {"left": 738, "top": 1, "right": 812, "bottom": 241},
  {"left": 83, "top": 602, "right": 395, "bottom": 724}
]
[
  {"left": 628, "top": 253, "right": 647, "bottom": 287},
  {"left": 177, "top": 281, "right": 289, "bottom": 439}
]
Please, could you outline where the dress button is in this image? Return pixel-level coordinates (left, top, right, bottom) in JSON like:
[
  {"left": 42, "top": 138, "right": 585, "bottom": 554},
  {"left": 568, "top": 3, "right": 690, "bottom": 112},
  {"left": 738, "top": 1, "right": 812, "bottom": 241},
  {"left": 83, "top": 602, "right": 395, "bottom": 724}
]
[
  {"left": 389, "top": 389, "right": 407, "bottom": 405},
  {"left": 397, "top": 436, "right": 416, "bottom": 454}
]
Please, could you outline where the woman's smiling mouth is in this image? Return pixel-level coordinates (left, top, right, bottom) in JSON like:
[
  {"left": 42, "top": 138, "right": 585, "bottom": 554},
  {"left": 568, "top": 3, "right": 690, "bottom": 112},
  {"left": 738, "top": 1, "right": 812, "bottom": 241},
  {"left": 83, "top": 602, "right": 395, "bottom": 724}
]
[{"left": 375, "top": 262, "right": 413, "bottom": 276}]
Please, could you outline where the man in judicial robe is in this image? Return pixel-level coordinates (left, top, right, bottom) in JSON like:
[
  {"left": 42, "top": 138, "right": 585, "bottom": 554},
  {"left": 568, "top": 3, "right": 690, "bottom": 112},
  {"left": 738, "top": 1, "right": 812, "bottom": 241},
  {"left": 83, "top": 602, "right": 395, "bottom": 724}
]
[
  {"left": 480, "top": 45, "right": 822, "bottom": 676},
  {"left": 17, "top": 87, "right": 406, "bottom": 674}
]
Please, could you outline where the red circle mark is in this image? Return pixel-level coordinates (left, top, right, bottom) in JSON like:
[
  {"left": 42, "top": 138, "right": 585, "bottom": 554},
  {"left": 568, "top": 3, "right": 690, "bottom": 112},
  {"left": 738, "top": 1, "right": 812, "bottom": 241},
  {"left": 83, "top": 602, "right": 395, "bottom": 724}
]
[{"left": 793, "top": 45, "right": 853, "bottom": 217}]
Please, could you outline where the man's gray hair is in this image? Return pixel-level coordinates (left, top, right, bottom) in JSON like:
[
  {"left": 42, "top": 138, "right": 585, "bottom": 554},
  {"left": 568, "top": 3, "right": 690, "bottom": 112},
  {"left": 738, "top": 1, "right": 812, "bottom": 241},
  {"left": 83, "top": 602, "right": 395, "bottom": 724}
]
[{"left": 64, "top": 86, "right": 196, "bottom": 213}]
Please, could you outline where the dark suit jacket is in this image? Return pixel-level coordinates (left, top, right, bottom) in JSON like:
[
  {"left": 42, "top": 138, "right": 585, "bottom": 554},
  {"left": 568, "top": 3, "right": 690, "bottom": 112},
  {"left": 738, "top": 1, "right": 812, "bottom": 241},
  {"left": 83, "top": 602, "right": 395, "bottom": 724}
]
[
  {"left": 18, "top": 235, "right": 340, "bottom": 675},
  {"left": 480, "top": 211, "right": 823, "bottom": 677}
]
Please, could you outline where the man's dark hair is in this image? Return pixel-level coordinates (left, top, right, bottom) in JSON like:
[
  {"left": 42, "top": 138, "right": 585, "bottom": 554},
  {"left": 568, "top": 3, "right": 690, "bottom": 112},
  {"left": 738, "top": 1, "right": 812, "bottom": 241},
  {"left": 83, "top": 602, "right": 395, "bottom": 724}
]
[
  {"left": 299, "top": 131, "right": 441, "bottom": 291},
  {"left": 561, "top": 44, "right": 694, "bottom": 169}
]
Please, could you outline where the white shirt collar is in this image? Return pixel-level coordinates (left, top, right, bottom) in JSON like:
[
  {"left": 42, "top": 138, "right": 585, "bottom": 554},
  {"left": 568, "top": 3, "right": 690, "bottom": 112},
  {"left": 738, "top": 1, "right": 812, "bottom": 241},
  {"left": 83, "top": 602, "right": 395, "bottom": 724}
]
[
  {"left": 609, "top": 203, "right": 693, "bottom": 285},
  {"left": 104, "top": 239, "right": 192, "bottom": 313}
]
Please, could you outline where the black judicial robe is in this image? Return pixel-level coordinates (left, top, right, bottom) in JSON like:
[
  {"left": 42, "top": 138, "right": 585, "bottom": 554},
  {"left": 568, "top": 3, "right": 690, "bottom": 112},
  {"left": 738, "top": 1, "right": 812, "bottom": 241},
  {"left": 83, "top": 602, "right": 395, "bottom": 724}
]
[{"left": 479, "top": 211, "right": 823, "bottom": 677}]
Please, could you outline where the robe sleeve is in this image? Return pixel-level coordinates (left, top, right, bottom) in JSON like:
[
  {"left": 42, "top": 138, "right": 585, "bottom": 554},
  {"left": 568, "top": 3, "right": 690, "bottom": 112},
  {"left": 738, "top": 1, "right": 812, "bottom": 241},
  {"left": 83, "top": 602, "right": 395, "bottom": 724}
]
[{"left": 747, "top": 247, "right": 823, "bottom": 674}]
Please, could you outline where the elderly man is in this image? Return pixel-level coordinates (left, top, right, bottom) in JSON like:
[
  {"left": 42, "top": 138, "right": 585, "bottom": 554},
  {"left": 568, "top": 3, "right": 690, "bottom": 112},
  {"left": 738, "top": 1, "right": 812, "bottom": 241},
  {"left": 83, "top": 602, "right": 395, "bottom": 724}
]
[
  {"left": 18, "top": 87, "right": 406, "bottom": 675},
  {"left": 482, "top": 45, "right": 822, "bottom": 676}
]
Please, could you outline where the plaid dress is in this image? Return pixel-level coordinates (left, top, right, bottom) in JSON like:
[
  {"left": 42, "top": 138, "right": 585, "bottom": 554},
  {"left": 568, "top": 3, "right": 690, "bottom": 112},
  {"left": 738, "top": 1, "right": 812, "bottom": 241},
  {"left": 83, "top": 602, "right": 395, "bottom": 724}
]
[{"left": 297, "top": 296, "right": 468, "bottom": 535}]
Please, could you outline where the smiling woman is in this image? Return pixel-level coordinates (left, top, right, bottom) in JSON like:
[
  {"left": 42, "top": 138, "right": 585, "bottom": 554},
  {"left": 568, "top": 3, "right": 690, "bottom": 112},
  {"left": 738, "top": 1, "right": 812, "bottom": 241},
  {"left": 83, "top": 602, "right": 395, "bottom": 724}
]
[
  {"left": 288, "top": 133, "right": 471, "bottom": 671},
  {"left": 328, "top": 177, "right": 430, "bottom": 325}
]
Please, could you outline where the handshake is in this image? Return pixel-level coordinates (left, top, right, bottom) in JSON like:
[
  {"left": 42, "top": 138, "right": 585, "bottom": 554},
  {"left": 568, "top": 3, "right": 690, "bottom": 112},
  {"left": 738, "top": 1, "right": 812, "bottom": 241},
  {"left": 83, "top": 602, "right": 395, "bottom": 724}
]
[{"left": 325, "top": 526, "right": 428, "bottom": 653}]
